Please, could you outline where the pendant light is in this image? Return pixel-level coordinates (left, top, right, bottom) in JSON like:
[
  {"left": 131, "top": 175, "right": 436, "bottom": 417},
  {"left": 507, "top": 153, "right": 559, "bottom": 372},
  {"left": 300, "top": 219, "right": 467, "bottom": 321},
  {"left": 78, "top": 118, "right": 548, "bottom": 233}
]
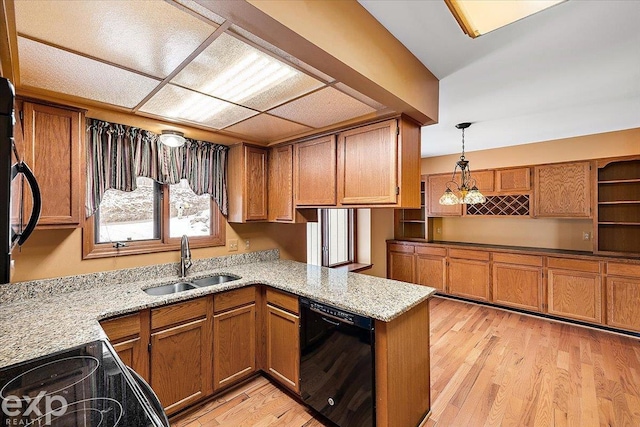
[
  {"left": 159, "top": 130, "right": 186, "bottom": 148},
  {"left": 439, "top": 122, "right": 486, "bottom": 205}
]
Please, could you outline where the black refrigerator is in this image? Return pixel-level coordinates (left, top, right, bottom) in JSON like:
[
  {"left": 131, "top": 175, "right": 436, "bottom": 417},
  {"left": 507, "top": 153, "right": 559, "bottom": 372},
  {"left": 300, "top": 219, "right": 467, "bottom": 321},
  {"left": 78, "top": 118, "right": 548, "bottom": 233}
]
[{"left": 0, "top": 77, "right": 41, "bottom": 284}]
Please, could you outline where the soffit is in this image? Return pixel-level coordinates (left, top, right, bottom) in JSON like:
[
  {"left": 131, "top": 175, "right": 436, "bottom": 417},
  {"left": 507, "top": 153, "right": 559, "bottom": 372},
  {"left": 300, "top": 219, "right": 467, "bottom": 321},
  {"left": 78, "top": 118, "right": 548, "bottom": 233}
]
[{"left": 11, "top": 0, "right": 390, "bottom": 144}]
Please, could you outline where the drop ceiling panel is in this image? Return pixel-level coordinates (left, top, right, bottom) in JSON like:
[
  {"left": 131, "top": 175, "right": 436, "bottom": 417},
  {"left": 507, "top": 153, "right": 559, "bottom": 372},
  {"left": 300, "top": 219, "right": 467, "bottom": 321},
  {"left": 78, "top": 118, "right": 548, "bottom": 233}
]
[
  {"left": 18, "top": 37, "right": 160, "bottom": 108},
  {"left": 172, "top": 33, "right": 325, "bottom": 112},
  {"left": 269, "top": 87, "right": 377, "bottom": 128},
  {"left": 225, "top": 114, "right": 313, "bottom": 142},
  {"left": 172, "top": 0, "right": 227, "bottom": 25},
  {"left": 14, "top": 0, "right": 216, "bottom": 78},
  {"left": 139, "top": 84, "right": 258, "bottom": 129}
]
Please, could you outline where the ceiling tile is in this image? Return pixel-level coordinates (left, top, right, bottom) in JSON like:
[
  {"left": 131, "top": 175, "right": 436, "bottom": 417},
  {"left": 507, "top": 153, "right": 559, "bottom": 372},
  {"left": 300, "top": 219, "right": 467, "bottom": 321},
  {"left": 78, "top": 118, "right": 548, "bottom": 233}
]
[
  {"left": 225, "top": 114, "right": 313, "bottom": 143},
  {"left": 14, "top": 0, "right": 216, "bottom": 79},
  {"left": 172, "top": 0, "right": 227, "bottom": 25},
  {"left": 269, "top": 87, "right": 377, "bottom": 128},
  {"left": 139, "top": 84, "right": 258, "bottom": 129},
  {"left": 171, "top": 33, "right": 324, "bottom": 112},
  {"left": 18, "top": 37, "right": 160, "bottom": 108}
]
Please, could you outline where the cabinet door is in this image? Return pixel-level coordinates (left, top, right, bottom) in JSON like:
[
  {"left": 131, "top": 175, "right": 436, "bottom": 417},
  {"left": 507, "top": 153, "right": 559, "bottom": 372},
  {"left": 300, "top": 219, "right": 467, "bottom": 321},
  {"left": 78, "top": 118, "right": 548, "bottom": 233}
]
[
  {"left": 416, "top": 255, "right": 446, "bottom": 291},
  {"left": 471, "top": 170, "right": 495, "bottom": 193},
  {"left": 548, "top": 269, "right": 602, "bottom": 323},
  {"left": 294, "top": 135, "right": 336, "bottom": 206},
  {"left": 496, "top": 167, "right": 531, "bottom": 192},
  {"left": 268, "top": 145, "right": 294, "bottom": 222},
  {"left": 426, "top": 174, "right": 462, "bottom": 217},
  {"left": 337, "top": 119, "right": 397, "bottom": 204},
  {"left": 245, "top": 146, "right": 268, "bottom": 220},
  {"left": 266, "top": 304, "right": 300, "bottom": 393},
  {"left": 112, "top": 337, "right": 141, "bottom": 369},
  {"left": 100, "top": 312, "right": 149, "bottom": 381},
  {"left": 606, "top": 276, "right": 640, "bottom": 332},
  {"left": 534, "top": 162, "right": 591, "bottom": 217},
  {"left": 448, "top": 258, "right": 490, "bottom": 301},
  {"left": 388, "top": 251, "right": 415, "bottom": 283},
  {"left": 492, "top": 263, "right": 543, "bottom": 312},
  {"left": 150, "top": 300, "right": 213, "bottom": 415},
  {"left": 22, "top": 102, "right": 82, "bottom": 227},
  {"left": 213, "top": 304, "right": 256, "bottom": 391}
]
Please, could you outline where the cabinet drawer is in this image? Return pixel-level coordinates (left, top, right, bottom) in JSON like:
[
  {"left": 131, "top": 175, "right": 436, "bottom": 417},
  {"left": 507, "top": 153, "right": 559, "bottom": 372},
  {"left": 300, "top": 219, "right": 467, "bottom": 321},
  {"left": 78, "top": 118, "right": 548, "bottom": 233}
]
[
  {"left": 607, "top": 262, "right": 640, "bottom": 278},
  {"left": 415, "top": 246, "right": 446, "bottom": 257},
  {"left": 266, "top": 288, "right": 299, "bottom": 315},
  {"left": 214, "top": 287, "right": 256, "bottom": 313},
  {"left": 389, "top": 243, "right": 414, "bottom": 254},
  {"left": 548, "top": 257, "right": 601, "bottom": 273},
  {"left": 151, "top": 297, "right": 209, "bottom": 330},
  {"left": 493, "top": 253, "right": 542, "bottom": 267},
  {"left": 449, "top": 248, "right": 490, "bottom": 261},
  {"left": 101, "top": 313, "right": 140, "bottom": 342}
]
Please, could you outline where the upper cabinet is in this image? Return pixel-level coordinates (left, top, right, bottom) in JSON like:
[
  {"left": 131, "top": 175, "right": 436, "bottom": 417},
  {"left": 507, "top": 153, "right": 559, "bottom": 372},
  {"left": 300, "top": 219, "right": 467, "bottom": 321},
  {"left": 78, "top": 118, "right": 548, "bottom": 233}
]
[
  {"left": 228, "top": 143, "right": 268, "bottom": 223},
  {"left": 268, "top": 144, "right": 294, "bottom": 222},
  {"left": 534, "top": 161, "right": 592, "bottom": 218},
  {"left": 337, "top": 118, "right": 421, "bottom": 208},
  {"left": 294, "top": 135, "right": 336, "bottom": 206},
  {"left": 19, "top": 101, "right": 83, "bottom": 228},
  {"left": 426, "top": 173, "right": 462, "bottom": 217},
  {"left": 495, "top": 167, "right": 531, "bottom": 193}
]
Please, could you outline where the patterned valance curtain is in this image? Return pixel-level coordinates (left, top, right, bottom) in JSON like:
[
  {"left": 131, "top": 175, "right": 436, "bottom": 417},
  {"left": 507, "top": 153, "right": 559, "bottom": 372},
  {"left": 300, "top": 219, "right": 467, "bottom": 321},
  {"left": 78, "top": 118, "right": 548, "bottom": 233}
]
[{"left": 85, "top": 119, "right": 228, "bottom": 217}]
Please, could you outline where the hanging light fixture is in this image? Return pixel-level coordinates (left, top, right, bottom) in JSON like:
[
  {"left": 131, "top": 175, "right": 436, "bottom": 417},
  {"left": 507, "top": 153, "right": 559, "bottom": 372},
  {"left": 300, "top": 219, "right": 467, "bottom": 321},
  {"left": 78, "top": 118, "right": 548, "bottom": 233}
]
[
  {"left": 159, "top": 130, "right": 186, "bottom": 148},
  {"left": 439, "top": 122, "right": 486, "bottom": 205}
]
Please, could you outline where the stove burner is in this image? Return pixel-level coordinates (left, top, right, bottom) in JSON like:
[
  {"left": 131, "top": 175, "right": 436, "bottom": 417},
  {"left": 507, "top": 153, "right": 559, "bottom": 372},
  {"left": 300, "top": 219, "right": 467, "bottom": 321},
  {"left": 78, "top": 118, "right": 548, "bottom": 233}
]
[
  {"left": 23, "top": 397, "right": 123, "bottom": 427},
  {"left": 0, "top": 356, "right": 99, "bottom": 401}
]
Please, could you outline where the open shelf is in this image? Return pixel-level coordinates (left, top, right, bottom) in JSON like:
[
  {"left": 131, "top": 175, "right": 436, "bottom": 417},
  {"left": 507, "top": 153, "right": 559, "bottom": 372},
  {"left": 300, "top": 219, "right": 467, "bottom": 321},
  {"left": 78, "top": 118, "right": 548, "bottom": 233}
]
[
  {"left": 394, "top": 180, "right": 427, "bottom": 239},
  {"left": 598, "top": 201, "right": 640, "bottom": 205},
  {"left": 399, "top": 219, "right": 426, "bottom": 224},
  {"left": 598, "top": 222, "right": 640, "bottom": 226},
  {"left": 598, "top": 178, "right": 640, "bottom": 184}
]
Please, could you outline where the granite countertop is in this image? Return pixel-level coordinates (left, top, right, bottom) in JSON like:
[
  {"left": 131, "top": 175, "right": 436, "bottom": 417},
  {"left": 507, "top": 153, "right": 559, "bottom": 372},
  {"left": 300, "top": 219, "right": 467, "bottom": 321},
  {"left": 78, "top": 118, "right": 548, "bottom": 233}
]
[{"left": 0, "top": 257, "right": 435, "bottom": 369}]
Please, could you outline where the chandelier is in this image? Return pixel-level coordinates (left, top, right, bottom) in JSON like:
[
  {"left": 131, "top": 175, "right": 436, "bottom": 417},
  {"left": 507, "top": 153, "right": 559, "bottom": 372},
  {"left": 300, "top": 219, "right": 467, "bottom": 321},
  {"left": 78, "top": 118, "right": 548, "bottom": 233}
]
[{"left": 439, "top": 122, "right": 486, "bottom": 205}]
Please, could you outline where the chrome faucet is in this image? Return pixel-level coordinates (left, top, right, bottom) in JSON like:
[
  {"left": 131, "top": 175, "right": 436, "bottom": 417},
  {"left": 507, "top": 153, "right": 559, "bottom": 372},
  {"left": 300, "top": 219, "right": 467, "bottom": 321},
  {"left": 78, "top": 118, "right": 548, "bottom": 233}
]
[{"left": 180, "top": 235, "right": 192, "bottom": 279}]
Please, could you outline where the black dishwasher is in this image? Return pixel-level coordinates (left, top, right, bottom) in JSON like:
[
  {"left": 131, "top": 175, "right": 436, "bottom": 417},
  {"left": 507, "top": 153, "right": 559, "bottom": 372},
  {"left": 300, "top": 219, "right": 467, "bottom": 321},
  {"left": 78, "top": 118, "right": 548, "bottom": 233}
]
[{"left": 299, "top": 297, "right": 375, "bottom": 427}]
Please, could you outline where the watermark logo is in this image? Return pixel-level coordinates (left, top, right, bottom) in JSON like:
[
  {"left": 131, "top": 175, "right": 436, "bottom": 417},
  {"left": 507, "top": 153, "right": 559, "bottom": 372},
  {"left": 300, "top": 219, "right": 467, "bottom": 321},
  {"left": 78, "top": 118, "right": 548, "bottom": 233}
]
[{"left": 1, "top": 391, "right": 68, "bottom": 426}]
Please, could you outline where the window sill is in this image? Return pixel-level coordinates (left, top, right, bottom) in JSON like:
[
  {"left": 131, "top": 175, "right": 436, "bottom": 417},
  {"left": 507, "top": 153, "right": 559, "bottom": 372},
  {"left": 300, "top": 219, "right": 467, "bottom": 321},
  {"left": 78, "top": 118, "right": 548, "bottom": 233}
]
[{"left": 330, "top": 263, "right": 373, "bottom": 273}]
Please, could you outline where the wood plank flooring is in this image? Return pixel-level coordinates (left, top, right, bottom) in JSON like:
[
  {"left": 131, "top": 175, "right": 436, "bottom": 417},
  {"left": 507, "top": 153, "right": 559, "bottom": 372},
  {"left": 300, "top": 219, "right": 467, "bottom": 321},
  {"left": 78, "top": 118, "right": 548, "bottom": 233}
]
[{"left": 171, "top": 297, "right": 640, "bottom": 427}]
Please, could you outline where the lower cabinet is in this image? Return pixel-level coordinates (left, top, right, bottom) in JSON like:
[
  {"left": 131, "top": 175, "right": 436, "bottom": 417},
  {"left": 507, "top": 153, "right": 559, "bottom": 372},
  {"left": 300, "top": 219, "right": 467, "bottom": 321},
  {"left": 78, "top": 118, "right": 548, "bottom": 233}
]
[
  {"left": 606, "top": 263, "right": 640, "bottom": 332},
  {"left": 448, "top": 250, "right": 490, "bottom": 302},
  {"left": 546, "top": 258, "right": 602, "bottom": 324},
  {"left": 265, "top": 289, "right": 300, "bottom": 393},
  {"left": 415, "top": 247, "right": 446, "bottom": 292},
  {"left": 387, "top": 243, "right": 415, "bottom": 283},
  {"left": 213, "top": 288, "right": 257, "bottom": 391},
  {"left": 150, "top": 297, "right": 213, "bottom": 415},
  {"left": 100, "top": 311, "right": 149, "bottom": 381},
  {"left": 492, "top": 254, "right": 543, "bottom": 312}
]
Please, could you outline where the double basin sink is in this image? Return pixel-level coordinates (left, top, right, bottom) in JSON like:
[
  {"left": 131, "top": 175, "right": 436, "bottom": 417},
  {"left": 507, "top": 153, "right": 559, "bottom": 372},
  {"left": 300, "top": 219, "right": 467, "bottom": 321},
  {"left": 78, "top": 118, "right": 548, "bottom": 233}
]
[{"left": 144, "top": 274, "right": 240, "bottom": 296}]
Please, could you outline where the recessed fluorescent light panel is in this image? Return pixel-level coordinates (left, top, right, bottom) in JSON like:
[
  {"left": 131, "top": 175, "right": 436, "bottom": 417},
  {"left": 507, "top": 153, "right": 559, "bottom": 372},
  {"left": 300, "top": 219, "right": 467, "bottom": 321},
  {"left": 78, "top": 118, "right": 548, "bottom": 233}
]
[{"left": 445, "top": 0, "right": 565, "bottom": 38}]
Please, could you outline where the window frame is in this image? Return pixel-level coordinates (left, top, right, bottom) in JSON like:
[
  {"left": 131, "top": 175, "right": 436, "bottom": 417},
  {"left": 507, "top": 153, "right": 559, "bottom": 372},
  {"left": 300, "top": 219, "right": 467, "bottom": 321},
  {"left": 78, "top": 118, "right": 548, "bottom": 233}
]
[
  {"left": 320, "top": 208, "right": 356, "bottom": 268},
  {"left": 83, "top": 183, "right": 225, "bottom": 259}
]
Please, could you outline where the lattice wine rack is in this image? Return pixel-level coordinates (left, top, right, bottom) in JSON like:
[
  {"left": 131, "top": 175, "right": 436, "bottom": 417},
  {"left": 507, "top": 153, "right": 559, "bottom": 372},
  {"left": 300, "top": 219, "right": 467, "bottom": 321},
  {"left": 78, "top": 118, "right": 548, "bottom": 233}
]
[{"left": 466, "top": 195, "right": 530, "bottom": 216}]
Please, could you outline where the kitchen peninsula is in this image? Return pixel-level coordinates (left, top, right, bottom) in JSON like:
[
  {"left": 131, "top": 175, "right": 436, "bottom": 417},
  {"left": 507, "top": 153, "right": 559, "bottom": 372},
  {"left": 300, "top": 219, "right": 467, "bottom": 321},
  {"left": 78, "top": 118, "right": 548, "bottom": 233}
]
[{"left": 0, "top": 250, "right": 434, "bottom": 427}]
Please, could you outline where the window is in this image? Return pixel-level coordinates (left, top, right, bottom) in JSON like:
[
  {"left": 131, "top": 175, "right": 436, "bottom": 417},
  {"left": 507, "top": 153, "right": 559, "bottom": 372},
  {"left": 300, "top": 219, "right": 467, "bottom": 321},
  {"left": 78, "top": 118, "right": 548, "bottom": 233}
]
[
  {"left": 84, "top": 178, "right": 224, "bottom": 258},
  {"left": 321, "top": 209, "right": 355, "bottom": 267}
]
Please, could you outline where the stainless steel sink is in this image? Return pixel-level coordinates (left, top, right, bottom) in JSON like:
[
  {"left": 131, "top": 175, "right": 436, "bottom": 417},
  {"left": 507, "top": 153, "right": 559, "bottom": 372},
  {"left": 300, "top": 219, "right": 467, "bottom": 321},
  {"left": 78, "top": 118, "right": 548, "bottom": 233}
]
[
  {"left": 192, "top": 274, "right": 240, "bottom": 287},
  {"left": 144, "top": 281, "right": 197, "bottom": 296}
]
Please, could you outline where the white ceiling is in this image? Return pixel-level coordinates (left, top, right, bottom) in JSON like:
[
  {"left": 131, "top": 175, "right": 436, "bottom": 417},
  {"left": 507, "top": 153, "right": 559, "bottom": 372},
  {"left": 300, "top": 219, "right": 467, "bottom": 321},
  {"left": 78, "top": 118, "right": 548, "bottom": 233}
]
[{"left": 359, "top": 0, "right": 640, "bottom": 158}]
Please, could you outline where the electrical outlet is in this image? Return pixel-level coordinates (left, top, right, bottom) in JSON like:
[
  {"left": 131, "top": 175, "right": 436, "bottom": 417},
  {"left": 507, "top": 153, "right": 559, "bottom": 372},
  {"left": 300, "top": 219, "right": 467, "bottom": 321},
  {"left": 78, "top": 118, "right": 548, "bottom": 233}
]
[
  {"left": 245, "top": 239, "right": 250, "bottom": 250},
  {"left": 436, "top": 227, "right": 442, "bottom": 234},
  {"left": 228, "top": 239, "right": 238, "bottom": 251},
  {"left": 582, "top": 232, "right": 591, "bottom": 241}
]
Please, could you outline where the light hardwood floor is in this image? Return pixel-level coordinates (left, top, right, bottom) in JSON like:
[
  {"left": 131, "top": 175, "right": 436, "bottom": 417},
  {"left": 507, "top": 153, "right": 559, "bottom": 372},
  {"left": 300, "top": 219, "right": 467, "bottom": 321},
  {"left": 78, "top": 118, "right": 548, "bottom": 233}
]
[{"left": 172, "top": 297, "right": 640, "bottom": 427}]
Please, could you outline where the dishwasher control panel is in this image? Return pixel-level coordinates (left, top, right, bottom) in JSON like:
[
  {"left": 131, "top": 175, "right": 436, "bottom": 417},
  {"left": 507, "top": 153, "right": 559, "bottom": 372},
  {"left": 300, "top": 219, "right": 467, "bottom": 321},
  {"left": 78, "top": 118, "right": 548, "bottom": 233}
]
[
  {"left": 309, "top": 301, "right": 355, "bottom": 323},
  {"left": 301, "top": 298, "right": 373, "bottom": 330}
]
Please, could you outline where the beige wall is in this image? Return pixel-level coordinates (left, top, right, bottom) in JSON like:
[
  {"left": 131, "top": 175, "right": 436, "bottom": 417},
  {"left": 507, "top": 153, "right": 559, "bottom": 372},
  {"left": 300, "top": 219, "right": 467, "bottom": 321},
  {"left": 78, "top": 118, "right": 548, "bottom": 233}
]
[
  {"left": 363, "top": 208, "right": 395, "bottom": 278},
  {"left": 422, "top": 128, "right": 640, "bottom": 250},
  {"left": 11, "top": 222, "right": 307, "bottom": 282}
]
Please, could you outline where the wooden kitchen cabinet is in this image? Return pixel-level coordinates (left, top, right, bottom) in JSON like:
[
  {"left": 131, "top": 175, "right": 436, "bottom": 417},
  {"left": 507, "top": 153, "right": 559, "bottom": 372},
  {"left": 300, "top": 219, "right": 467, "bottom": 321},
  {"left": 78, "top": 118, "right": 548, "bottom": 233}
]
[
  {"left": 294, "top": 135, "right": 336, "bottom": 206},
  {"left": 100, "top": 311, "right": 150, "bottom": 381},
  {"left": 387, "top": 243, "right": 415, "bottom": 283},
  {"left": 265, "top": 289, "right": 300, "bottom": 393},
  {"left": 337, "top": 118, "right": 420, "bottom": 207},
  {"left": 447, "top": 249, "right": 490, "bottom": 301},
  {"left": 495, "top": 167, "right": 531, "bottom": 192},
  {"left": 534, "top": 161, "right": 592, "bottom": 218},
  {"left": 471, "top": 170, "right": 495, "bottom": 194},
  {"left": 492, "top": 253, "right": 543, "bottom": 312},
  {"left": 606, "top": 262, "right": 640, "bottom": 332},
  {"left": 268, "top": 144, "right": 294, "bottom": 222},
  {"left": 415, "top": 246, "right": 446, "bottom": 291},
  {"left": 547, "top": 258, "right": 602, "bottom": 324},
  {"left": 213, "top": 288, "right": 256, "bottom": 391},
  {"left": 150, "top": 297, "right": 213, "bottom": 415},
  {"left": 20, "top": 101, "right": 83, "bottom": 227},
  {"left": 228, "top": 143, "right": 268, "bottom": 223},
  {"left": 426, "top": 173, "right": 462, "bottom": 217}
]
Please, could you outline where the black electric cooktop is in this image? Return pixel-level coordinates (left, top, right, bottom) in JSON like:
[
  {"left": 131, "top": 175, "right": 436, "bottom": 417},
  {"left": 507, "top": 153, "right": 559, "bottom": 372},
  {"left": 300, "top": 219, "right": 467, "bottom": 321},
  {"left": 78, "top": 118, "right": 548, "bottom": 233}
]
[{"left": 0, "top": 340, "right": 166, "bottom": 426}]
